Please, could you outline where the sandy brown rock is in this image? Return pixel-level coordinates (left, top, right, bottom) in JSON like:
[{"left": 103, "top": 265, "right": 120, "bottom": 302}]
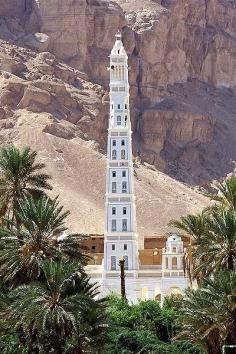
[
  {"left": 1, "top": 0, "right": 236, "bottom": 189},
  {"left": 19, "top": 87, "right": 51, "bottom": 111},
  {"left": 14, "top": 110, "right": 209, "bottom": 236},
  {"left": 43, "top": 122, "right": 76, "bottom": 140}
]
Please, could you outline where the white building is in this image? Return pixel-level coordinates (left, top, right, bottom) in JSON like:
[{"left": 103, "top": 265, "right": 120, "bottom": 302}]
[{"left": 86, "top": 32, "right": 188, "bottom": 303}]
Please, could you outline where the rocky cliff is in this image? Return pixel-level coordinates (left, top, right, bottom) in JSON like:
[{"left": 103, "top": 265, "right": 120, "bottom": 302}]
[
  {"left": 1, "top": 0, "right": 236, "bottom": 185},
  {"left": 1, "top": 0, "right": 235, "bottom": 234}
]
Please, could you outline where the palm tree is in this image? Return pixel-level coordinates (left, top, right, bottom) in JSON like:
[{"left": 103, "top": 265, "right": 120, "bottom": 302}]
[
  {"left": 170, "top": 208, "right": 236, "bottom": 281},
  {"left": 178, "top": 271, "right": 236, "bottom": 354},
  {"left": 0, "top": 146, "right": 52, "bottom": 223},
  {"left": 6, "top": 259, "right": 107, "bottom": 354},
  {"left": 0, "top": 195, "right": 89, "bottom": 286},
  {"left": 207, "top": 176, "right": 236, "bottom": 210},
  {"left": 169, "top": 212, "right": 210, "bottom": 283},
  {"left": 199, "top": 207, "right": 236, "bottom": 272}
]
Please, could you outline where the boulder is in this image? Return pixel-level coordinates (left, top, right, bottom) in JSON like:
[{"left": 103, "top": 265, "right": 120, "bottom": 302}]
[
  {"left": 43, "top": 122, "right": 75, "bottom": 139},
  {"left": 23, "top": 33, "right": 50, "bottom": 52},
  {"left": 19, "top": 87, "right": 51, "bottom": 110}
]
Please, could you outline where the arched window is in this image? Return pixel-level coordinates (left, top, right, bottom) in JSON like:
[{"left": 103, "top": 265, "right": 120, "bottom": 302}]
[
  {"left": 112, "top": 140, "right": 116, "bottom": 146},
  {"left": 117, "top": 116, "right": 121, "bottom": 125},
  {"left": 172, "top": 257, "right": 177, "bottom": 269},
  {"left": 121, "top": 140, "right": 125, "bottom": 146},
  {"left": 122, "top": 181, "right": 127, "bottom": 193},
  {"left": 112, "top": 182, "right": 116, "bottom": 193},
  {"left": 112, "top": 150, "right": 117, "bottom": 160},
  {"left": 111, "top": 220, "right": 117, "bottom": 232},
  {"left": 121, "top": 149, "right": 125, "bottom": 160},
  {"left": 111, "top": 256, "right": 116, "bottom": 270},
  {"left": 118, "top": 104, "right": 121, "bottom": 109},
  {"left": 124, "top": 255, "right": 128, "bottom": 270},
  {"left": 122, "top": 219, "right": 127, "bottom": 231}
]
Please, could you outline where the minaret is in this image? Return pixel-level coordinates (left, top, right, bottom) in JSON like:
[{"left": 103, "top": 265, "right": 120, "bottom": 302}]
[{"left": 104, "top": 32, "right": 139, "bottom": 274}]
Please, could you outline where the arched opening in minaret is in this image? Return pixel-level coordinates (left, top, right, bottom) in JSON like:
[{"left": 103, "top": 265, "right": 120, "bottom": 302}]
[
  {"left": 117, "top": 116, "right": 121, "bottom": 125},
  {"left": 121, "top": 149, "right": 126, "bottom": 159},
  {"left": 112, "top": 182, "right": 117, "bottom": 193},
  {"left": 124, "top": 255, "right": 128, "bottom": 269},
  {"left": 112, "top": 150, "right": 117, "bottom": 160},
  {"left": 122, "top": 219, "right": 127, "bottom": 231},
  {"left": 111, "top": 256, "right": 116, "bottom": 270},
  {"left": 111, "top": 220, "right": 117, "bottom": 231},
  {"left": 122, "top": 181, "right": 127, "bottom": 193},
  {"left": 121, "top": 140, "right": 125, "bottom": 146}
]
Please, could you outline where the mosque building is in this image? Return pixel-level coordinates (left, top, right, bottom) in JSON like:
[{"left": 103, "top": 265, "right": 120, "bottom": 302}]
[{"left": 85, "top": 32, "right": 189, "bottom": 303}]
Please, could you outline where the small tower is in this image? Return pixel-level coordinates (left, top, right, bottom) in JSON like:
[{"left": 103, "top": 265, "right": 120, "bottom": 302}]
[
  {"left": 162, "top": 234, "right": 184, "bottom": 271},
  {"left": 103, "top": 31, "right": 139, "bottom": 277}
]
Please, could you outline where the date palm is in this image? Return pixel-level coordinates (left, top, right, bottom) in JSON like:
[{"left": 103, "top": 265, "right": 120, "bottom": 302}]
[
  {"left": 169, "top": 212, "right": 210, "bottom": 283},
  {"left": 6, "top": 259, "right": 107, "bottom": 354},
  {"left": 200, "top": 207, "right": 236, "bottom": 272},
  {"left": 0, "top": 195, "right": 89, "bottom": 286},
  {"left": 208, "top": 176, "right": 236, "bottom": 210},
  {"left": 179, "top": 271, "right": 236, "bottom": 354},
  {"left": 0, "top": 146, "right": 52, "bottom": 223}
]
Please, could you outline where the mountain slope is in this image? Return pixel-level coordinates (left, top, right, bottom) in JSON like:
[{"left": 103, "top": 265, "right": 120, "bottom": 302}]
[{"left": 0, "top": 38, "right": 208, "bottom": 236}]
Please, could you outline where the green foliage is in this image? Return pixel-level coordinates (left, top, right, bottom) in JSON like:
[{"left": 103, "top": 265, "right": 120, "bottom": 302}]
[
  {"left": 1, "top": 259, "right": 107, "bottom": 353},
  {"left": 105, "top": 296, "right": 205, "bottom": 354},
  {"left": 0, "top": 147, "right": 235, "bottom": 354},
  {"left": 0, "top": 334, "right": 27, "bottom": 354},
  {"left": 0, "top": 145, "right": 52, "bottom": 221},
  {"left": 208, "top": 176, "right": 236, "bottom": 210},
  {"left": 179, "top": 271, "right": 236, "bottom": 352},
  {"left": 170, "top": 175, "right": 236, "bottom": 353},
  {"left": 0, "top": 195, "right": 88, "bottom": 286}
]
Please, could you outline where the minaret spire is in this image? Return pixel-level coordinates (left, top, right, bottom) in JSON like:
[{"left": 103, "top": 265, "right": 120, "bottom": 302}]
[
  {"left": 115, "top": 30, "right": 122, "bottom": 41},
  {"left": 103, "top": 33, "right": 139, "bottom": 277}
]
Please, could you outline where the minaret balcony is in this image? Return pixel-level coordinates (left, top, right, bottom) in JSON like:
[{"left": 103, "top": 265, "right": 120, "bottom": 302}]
[{"left": 105, "top": 232, "right": 138, "bottom": 240}]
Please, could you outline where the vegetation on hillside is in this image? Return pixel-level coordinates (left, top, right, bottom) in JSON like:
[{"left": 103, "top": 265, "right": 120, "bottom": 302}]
[{"left": 0, "top": 145, "right": 235, "bottom": 354}]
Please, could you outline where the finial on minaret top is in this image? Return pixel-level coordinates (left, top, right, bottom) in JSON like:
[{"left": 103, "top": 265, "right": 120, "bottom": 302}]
[
  {"left": 110, "top": 29, "right": 127, "bottom": 59},
  {"left": 115, "top": 30, "right": 122, "bottom": 41}
]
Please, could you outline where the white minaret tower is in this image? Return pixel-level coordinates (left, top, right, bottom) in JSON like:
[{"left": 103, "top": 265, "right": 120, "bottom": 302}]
[{"left": 104, "top": 32, "right": 139, "bottom": 276}]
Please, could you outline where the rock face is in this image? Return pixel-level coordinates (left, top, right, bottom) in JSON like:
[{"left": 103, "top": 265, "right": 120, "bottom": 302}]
[
  {"left": 0, "top": 39, "right": 208, "bottom": 236},
  {"left": 0, "top": 0, "right": 236, "bottom": 187}
]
